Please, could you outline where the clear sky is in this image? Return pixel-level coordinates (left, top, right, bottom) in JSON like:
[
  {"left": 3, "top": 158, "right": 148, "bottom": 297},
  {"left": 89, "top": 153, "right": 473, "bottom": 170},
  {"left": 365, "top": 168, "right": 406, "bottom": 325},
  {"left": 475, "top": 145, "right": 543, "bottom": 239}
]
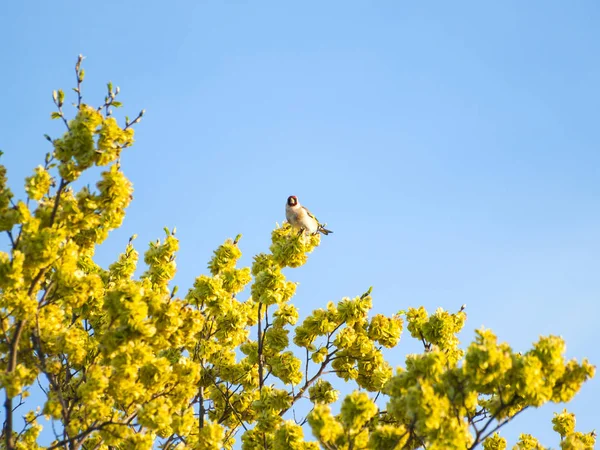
[{"left": 2, "top": 0, "right": 599, "bottom": 446}]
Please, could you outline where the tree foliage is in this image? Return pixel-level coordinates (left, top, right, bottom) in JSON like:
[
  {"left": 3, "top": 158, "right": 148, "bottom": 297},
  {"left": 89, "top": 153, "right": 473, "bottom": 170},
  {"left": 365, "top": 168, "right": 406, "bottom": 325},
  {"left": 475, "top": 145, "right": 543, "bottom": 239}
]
[{"left": 0, "top": 58, "right": 595, "bottom": 450}]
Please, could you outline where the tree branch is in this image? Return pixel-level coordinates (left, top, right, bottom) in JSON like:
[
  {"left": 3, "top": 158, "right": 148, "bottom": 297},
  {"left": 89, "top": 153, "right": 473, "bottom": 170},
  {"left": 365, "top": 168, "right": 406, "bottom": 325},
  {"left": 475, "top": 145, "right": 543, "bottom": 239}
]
[
  {"left": 46, "top": 419, "right": 129, "bottom": 450},
  {"left": 49, "top": 179, "right": 67, "bottom": 226},
  {"left": 257, "top": 303, "right": 264, "bottom": 392},
  {"left": 4, "top": 166, "right": 66, "bottom": 448},
  {"left": 4, "top": 318, "right": 27, "bottom": 449},
  {"left": 469, "top": 399, "right": 527, "bottom": 450},
  {"left": 280, "top": 349, "right": 339, "bottom": 417}
]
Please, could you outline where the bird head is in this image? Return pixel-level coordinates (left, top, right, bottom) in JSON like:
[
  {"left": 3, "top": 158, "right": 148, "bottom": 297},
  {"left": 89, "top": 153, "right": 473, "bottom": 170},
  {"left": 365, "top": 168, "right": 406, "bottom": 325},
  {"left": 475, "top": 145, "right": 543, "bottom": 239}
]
[{"left": 287, "top": 195, "right": 298, "bottom": 207}]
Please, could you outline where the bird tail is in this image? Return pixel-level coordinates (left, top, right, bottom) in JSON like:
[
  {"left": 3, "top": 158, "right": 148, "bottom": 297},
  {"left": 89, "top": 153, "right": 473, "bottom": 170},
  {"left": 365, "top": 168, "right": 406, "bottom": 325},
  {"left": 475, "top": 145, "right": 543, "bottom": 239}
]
[{"left": 318, "top": 226, "right": 333, "bottom": 235}]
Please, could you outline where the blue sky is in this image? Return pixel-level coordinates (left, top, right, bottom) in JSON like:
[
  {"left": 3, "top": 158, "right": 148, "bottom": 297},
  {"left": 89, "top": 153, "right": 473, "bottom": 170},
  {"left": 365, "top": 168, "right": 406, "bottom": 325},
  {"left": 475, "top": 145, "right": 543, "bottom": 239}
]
[{"left": 2, "top": 0, "right": 599, "bottom": 446}]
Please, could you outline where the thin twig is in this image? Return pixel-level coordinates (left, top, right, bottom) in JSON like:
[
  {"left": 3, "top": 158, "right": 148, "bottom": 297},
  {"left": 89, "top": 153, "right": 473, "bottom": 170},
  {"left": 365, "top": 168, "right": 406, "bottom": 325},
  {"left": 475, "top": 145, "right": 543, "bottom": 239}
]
[
  {"left": 6, "top": 230, "right": 14, "bottom": 248},
  {"left": 471, "top": 407, "right": 528, "bottom": 449},
  {"left": 75, "top": 55, "right": 84, "bottom": 109},
  {"left": 207, "top": 373, "right": 248, "bottom": 431}
]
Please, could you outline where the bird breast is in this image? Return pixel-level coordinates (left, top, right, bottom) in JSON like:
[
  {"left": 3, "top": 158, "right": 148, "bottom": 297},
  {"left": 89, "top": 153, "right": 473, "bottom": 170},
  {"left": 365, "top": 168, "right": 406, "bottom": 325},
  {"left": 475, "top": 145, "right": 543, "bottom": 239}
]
[
  {"left": 287, "top": 206, "right": 318, "bottom": 233},
  {"left": 286, "top": 205, "right": 303, "bottom": 223}
]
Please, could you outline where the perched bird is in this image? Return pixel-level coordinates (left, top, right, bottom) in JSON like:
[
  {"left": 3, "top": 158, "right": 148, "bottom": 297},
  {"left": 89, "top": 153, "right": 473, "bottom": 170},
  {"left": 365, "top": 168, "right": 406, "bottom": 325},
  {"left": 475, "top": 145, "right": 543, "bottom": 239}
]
[{"left": 285, "top": 195, "right": 333, "bottom": 235}]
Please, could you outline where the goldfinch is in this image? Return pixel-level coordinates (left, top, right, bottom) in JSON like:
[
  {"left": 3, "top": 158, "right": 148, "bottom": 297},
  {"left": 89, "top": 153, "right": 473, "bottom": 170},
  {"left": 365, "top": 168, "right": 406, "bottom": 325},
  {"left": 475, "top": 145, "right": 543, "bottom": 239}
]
[{"left": 285, "top": 195, "right": 333, "bottom": 235}]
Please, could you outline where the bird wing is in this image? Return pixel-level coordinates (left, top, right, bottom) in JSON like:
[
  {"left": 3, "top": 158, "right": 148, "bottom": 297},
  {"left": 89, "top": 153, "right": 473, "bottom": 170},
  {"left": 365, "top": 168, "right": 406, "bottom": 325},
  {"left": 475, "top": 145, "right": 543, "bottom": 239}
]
[
  {"left": 302, "top": 205, "right": 332, "bottom": 234},
  {"left": 301, "top": 206, "right": 320, "bottom": 224}
]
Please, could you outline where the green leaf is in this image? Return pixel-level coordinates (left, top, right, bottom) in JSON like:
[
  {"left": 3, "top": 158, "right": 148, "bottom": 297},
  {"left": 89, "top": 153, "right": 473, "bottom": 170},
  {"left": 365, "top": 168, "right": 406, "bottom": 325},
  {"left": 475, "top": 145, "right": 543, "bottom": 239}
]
[{"left": 50, "top": 112, "right": 61, "bottom": 120}]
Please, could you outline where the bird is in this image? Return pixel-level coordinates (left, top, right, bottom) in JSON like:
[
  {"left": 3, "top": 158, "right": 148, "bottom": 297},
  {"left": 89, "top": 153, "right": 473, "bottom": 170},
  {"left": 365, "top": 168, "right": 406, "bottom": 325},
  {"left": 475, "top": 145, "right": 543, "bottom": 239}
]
[{"left": 285, "top": 195, "right": 333, "bottom": 236}]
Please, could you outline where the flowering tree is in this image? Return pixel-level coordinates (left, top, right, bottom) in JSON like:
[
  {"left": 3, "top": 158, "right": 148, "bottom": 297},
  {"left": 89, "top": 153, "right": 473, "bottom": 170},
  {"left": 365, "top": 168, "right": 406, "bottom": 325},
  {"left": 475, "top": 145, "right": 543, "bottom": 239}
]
[{"left": 0, "top": 58, "right": 595, "bottom": 450}]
